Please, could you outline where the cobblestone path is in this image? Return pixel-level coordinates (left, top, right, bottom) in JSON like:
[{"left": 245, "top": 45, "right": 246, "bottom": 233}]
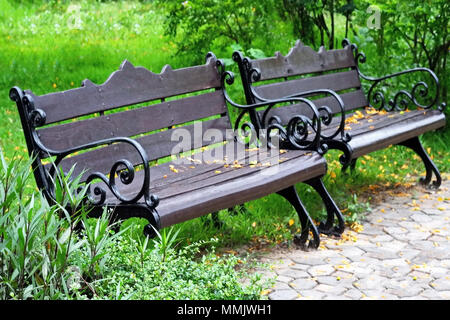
[{"left": 253, "top": 179, "right": 450, "bottom": 300}]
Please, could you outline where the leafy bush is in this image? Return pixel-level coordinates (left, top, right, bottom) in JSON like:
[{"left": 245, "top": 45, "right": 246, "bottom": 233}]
[
  {"left": 156, "top": 0, "right": 274, "bottom": 63},
  {"left": 86, "top": 234, "right": 267, "bottom": 300},
  {"left": 0, "top": 149, "right": 117, "bottom": 299},
  {"left": 0, "top": 149, "right": 267, "bottom": 300}
]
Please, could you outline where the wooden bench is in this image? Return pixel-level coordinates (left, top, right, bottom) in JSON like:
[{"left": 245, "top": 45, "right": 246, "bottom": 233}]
[
  {"left": 233, "top": 39, "right": 446, "bottom": 188},
  {"left": 10, "top": 53, "right": 346, "bottom": 249}
]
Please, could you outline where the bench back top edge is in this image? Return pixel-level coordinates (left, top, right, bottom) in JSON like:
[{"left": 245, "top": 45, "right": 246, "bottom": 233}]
[
  {"left": 246, "top": 40, "right": 368, "bottom": 114},
  {"left": 27, "top": 56, "right": 224, "bottom": 125},
  {"left": 16, "top": 55, "right": 234, "bottom": 177},
  {"left": 250, "top": 40, "right": 358, "bottom": 81}
]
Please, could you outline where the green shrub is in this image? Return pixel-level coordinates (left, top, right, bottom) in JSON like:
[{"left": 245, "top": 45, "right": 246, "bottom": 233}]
[
  {"left": 0, "top": 149, "right": 267, "bottom": 300},
  {"left": 85, "top": 234, "right": 267, "bottom": 300}
]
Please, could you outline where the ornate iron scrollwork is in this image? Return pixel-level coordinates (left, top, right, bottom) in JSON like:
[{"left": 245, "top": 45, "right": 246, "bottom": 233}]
[
  {"left": 216, "top": 58, "right": 326, "bottom": 154},
  {"left": 231, "top": 50, "right": 351, "bottom": 149},
  {"left": 9, "top": 86, "right": 160, "bottom": 229},
  {"left": 342, "top": 38, "right": 446, "bottom": 112}
]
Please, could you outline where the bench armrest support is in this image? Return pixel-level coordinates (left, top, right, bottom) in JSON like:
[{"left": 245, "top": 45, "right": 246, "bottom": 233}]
[
  {"left": 10, "top": 88, "right": 159, "bottom": 213},
  {"left": 342, "top": 39, "right": 446, "bottom": 113},
  {"left": 229, "top": 51, "right": 350, "bottom": 144},
  {"left": 217, "top": 62, "right": 327, "bottom": 154}
]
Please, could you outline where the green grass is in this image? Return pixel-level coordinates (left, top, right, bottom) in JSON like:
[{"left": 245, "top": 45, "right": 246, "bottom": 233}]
[{"left": 1, "top": 0, "right": 449, "bottom": 252}]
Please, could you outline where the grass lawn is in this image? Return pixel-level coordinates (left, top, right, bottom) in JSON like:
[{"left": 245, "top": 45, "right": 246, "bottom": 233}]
[{"left": 1, "top": 0, "right": 448, "bottom": 250}]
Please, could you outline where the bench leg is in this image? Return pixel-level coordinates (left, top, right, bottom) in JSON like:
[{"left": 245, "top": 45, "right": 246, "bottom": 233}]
[
  {"left": 277, "top": 186, "right": 320, "bottom": 249},
  {"left": 342, "top": 157, "right": 358, "bottom": 173},
  {"left": 325, "top": 139, "right": 355, "bottom": 173},
  {"left": 397, "top": 137, "right": 442, "bottom": 189},
  {"left": 208, "top": 205, "right": 247, "bottom": 228},
  {"left": 304, "top": 177, "right": 345, "bottom": 236},
  {"left": 84, "top": 204, "right": 161, "bottom": 238}
]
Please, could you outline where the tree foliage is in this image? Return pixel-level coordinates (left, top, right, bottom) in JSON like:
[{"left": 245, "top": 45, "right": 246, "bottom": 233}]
[{"left": 156, "top": 0, "right": 274, "bottom": 63}]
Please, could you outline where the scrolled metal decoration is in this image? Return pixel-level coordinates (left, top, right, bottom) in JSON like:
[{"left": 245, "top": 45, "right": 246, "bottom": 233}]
[
  {"left": 256, "top": 87, "right": 350, "bottom": 144},
  {"left": 233, "top": 110, "right": 258, "bottom": 147},
  {"left": 342, "top": 38, "right": 444, "bottom": 113},
  {"left": 15, "top": 91, "right": 47, "bottom": 128},
  {"left": 84, "top": 158, "right": 140, "bottom": 206},
  {"left": 233, "top": 51, "right": 349, "bottom": 145}
]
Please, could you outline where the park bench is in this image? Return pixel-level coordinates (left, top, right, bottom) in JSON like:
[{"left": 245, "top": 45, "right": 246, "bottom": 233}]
[
  {"left": 10, "top": 53, "right": 346, "bottom": 249},
  {"left": 233, "top": 39, "right": 446, "bottom": 188}
]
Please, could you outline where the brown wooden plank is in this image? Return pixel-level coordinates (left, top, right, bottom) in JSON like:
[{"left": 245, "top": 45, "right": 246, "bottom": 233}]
[
  {"left": 93, "top": 146, "right": 326, "bottom": 227},
  {"left": 344, "top": 109, "right": 444, "bottom": 136},
  {"left": 157, "top": 152, "right": 326, "bottom": 227},
  {"left": 27, "top": 57, "right": 221, "bottom": 124},
  {"left": 151, "top": 147, "right": 310, "bottom": 198},
  {"left": 52, "top": 116, "right": 232, "bottom": 178},
  {"left": 253, "top": 70, "right": 361, "bottom": 100},
  {"left": 251, "top": 40, "right": 355, "bottom": 81},
  {"left": 347, "top": 109, "right": 446, "bottom": 158},
  {"left": 257, "top": 90, "right": 368, "bottom": 126},
  {"left": 37, "top": 90, "right": 227, "bottom": 151}
]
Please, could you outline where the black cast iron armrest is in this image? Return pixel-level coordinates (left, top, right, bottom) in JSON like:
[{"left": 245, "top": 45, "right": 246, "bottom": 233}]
[
  {"left": 217, "top": 65, "right": 326, "bottom": 154},
  {"left": 10, "top": 87, "right": 158, "bottom": 212},
  {"left": 342, "top": 39, "right": 446, "bottom": 113},
  {"left": 254, "top": 88, "right": 350, "bottom": 143},
  {"left": 226, "top": 51, "right": 349, "bottom": 144},
  {"left": 36, "top": 134, "right": 158, "bottom": 210}
]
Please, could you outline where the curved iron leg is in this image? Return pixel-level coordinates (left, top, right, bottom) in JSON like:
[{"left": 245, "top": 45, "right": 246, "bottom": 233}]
[
  {"left": 397, "top": 137, "right": 441, "bottom": 189},
  {"left": 209, "top": 204, "right": 247, "bottom": 228},
  {"left": 350, "top": 158, "right": 358, "bottom": 171},
  {"left": 325, "top": 139, "right": 354, "bottom": 173},
  {"left": 277, "top": 186, "right": 320, "bottom": 249},
  {"left": 305, "top": 177, "right": 345, "bottom": 236}
]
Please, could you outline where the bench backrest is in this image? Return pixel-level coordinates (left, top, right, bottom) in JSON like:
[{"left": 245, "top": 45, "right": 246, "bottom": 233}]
[
  {"left": 240, "top": 40, "right": 369, "bottom": 125},
  {"left": 20, "top": 55, "right": 231, "bottom": 180}
]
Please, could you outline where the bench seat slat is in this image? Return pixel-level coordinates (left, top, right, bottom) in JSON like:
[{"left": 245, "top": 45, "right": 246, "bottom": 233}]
[
  {"left": 96, "top": 145, "right": 326, "bottom": 228},
  {"left": 346, "top": 109, "right": 446, "bottom": 158},
  {"left": 37, "top": 90, "right": 227, "bottom": 151}
]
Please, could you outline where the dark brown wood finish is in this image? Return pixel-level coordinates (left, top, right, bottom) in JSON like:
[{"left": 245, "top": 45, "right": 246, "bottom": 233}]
[
  {"left": 14, "top": 52, "right": 345, "bottom": 246},
  {"left": 253, "top": 69, "right": 361, "bottom": 101},
  {"left": 250, "top": 40, "right": 356, "bottom": 81},
  {"left": 27, "top": 58, "right": 222, "bottom": 124},
  {"left": 93, "top": 144, "right": 326, "bottom": 228},
  {"left": 37, "top": 90, "right": 228, "bottom": 151},
  {"left": 345, "top": 109, "right": 446, "bottom": 159},
  {"left": 51, "top": 116, "right": 232, "bottom": 178},
  {"left": 257, "top": 90, "right": 368, "bottom": 124},
  {"left": 239, "top": 39, "right": 446, "bottom": 191}
]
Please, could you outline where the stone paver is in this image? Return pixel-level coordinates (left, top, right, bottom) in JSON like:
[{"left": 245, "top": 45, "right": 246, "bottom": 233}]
[{"left": 251, "top": 179, "right": 450, "bottom": 300}]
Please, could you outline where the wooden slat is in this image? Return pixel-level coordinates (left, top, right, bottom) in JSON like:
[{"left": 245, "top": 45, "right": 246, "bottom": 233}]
[
  {"left": 257, "top": 90, "right": 368, "bottom": 126},
  {"left": 253, "top": 70, "right": 361, "bottom": 100},
  {"left": 157, "top": 151, "right": 326, "bottom": 227},
  {"left": 37, "top": 90, "right": 227, "bottom": 151},
  {"left": 52, "top": 116, "right": 232, "bottom": 178},
  {"left": 251, "top": 40, "right": 355, "bottom": 81},
  {"left": 94, "top": 145, "right": 326, "bottom": 227},
  {"left": 347, "top": 109, "right": 446, "bottom": 158},
  {"left": 27, "top": 57, "right": 221, "bottom": 124}
]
